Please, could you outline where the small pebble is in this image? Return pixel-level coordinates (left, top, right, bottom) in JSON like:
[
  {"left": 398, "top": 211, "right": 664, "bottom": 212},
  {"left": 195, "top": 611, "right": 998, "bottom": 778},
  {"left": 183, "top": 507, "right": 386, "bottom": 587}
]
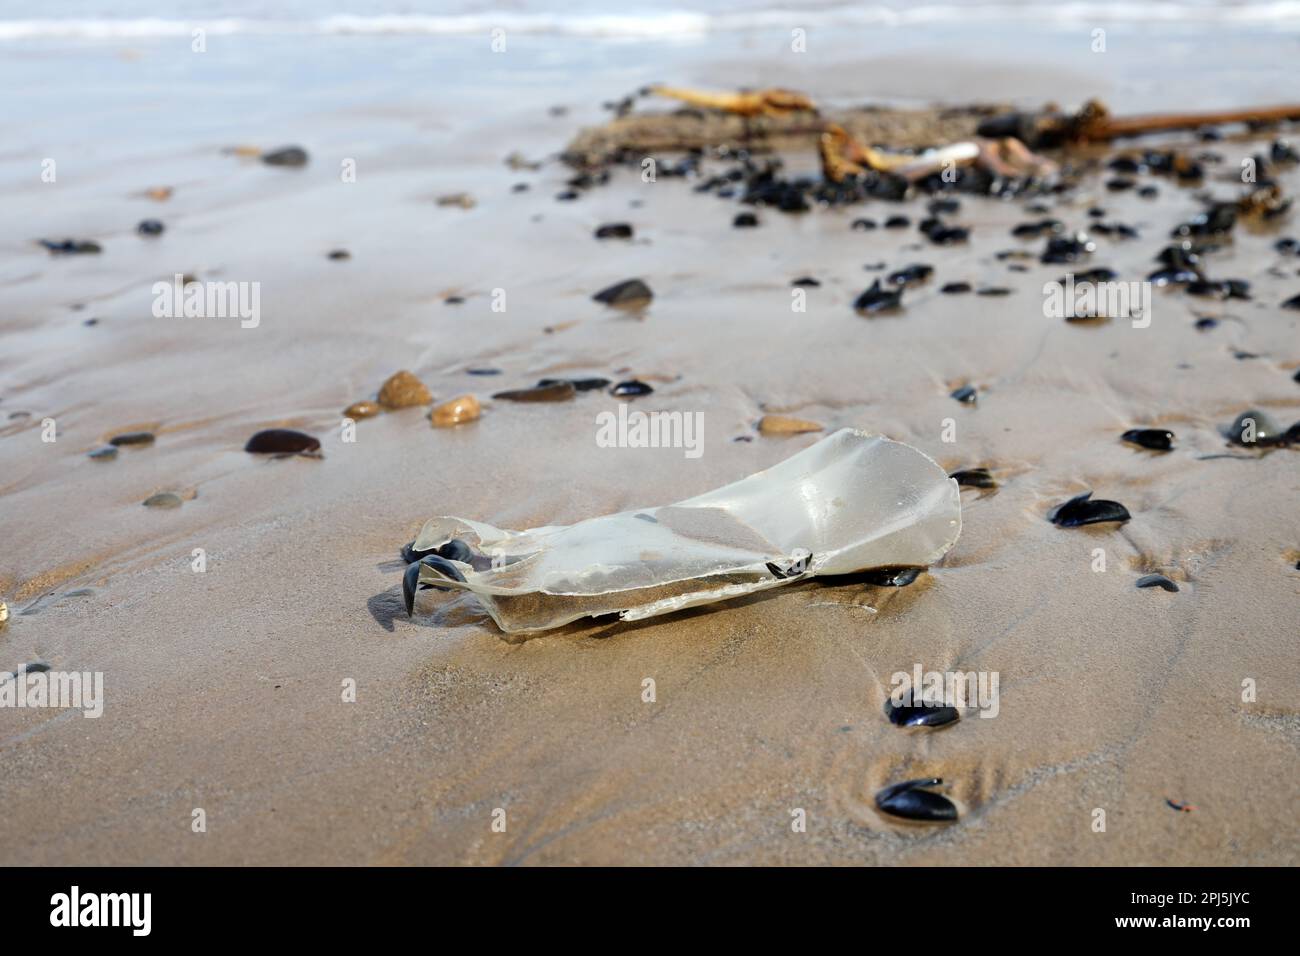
[
  {"left": 593, "top": 278, "right": 653, "bottom": 307},
  {"left": 436, "top": 192, "right": 475, "bottom": 209},
  {"left": 733, "top": 212, "right": 759, "bottom": 228},
  {"left": 430, "top": 394, "right": 481, "bottom": 426},
  {"left": 343, "top": 401, "right": 382, "bottom": 420},
  {"left": 137, "top": 219, "right": 165, "bottom": 236},
  {"left": 88, "top": 446, "right": 118, "bottom": 461},
  {"left": 850, "top": 218, "right": 877, "bottom": 231},
  {"left": 940, "top": 282, "right": 972, "bottom": 295},
  {"left": 377, "top": 370, "right": 432, "bottom": 409},
  {"left": 142, "top": 492, "right": 183, "bottom": 509},
  {"left": 327, "top": 249, "right": 351, "bottom": 260},
  {"left": 594, "top": 223, "right": 633, "bottom": 239},
  {"left": 757, "top": 414, "right": 823, "bottom": 435}
]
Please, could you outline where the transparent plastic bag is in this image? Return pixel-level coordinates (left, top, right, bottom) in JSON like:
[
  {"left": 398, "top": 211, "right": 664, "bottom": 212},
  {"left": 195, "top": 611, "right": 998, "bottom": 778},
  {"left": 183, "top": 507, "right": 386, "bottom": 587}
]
[{"left": 406, "top": 429, "right": 961, "bottom": 632}]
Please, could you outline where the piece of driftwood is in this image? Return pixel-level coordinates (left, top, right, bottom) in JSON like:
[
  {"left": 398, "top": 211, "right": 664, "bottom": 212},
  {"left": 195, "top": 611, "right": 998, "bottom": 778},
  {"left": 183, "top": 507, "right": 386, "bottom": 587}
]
[{"left": 561, "top": 103, "right": 1013, "bottom": 169}]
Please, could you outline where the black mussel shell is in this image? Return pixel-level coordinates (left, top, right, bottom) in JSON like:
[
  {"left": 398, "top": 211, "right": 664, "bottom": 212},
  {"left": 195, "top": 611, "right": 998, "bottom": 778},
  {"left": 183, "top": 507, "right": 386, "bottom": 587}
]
[
  {"left": 888, "top": 263, "right": 933, "bottom": 287},
  {"left": 402, "top": 554, "right": 469, "bottom": 616},
  {"left": 137, "top": 219, "right": 165, "bottom": 236},
  {"left": 791, "top": 276, "right": 820, "bottom": 287},
  {"left": 876, "top": 778, "right": 958, "bottom": 823},
  {"left": 492, "top": 382, "right": 576, "bottom": 402},
  {"left": 261, "top": 146, "right": 309, "bottom": 167},
  {"left": 928, "top": 198, "right": 960, "bottom": 215},
  {"left": 853, "top": 279, "right": 903, "bottom": 315},
  {"left": 1049, "top": 491, "right": 1131, "bottom": 527},
  {"left": 537, "top": 376, "right": 610, "bottom": 392},
  {"left": 885, "top": 699, "right": 960, "bottom": 729},
  {"left": 41, "top": 238, "right": 101, "bottom": 255},
  {"left": 243, "top": 428, "right": 321, "bottom": 456},
  {"left": 1041, "top": 233, "right": 1095, "bottom": 264},
  {"left": 610, "top": 379, "right": 654, "bottom": 397},
  {"left": 976, "top": 287, "right": 1011, "bottom": 296},
  {"left": 592, "top": 278, "right": 653, "bottom": 306},
  {"left": 950, "top": 384, "right": 977, "bottom": 404},
  {"left": 940, "top": 282, "right": 972, "bottom": 294},
  {"left": 1122, "top": 428, "right": 1174, "bottom": 451},
  {"left": 109, "top": 431, "right": 155, "bottom": 447},
  {"left": 1071, "top": 267, "right": 1119, "bottom": 283},
  {"left": 733, "top": 212, "right": 759, "bottom": 228},
  {"left": 850, "top": 218, "right": 877, "bottom": 231},
  {"left": 884, "top": 215, "right": 910, "bottom": 229},
  {"left": 860, "top": 567, "right": 923, "bottom": 587},
  {"left": 594, "top": 223, "right": 633, "bottom": 239},
  {"left": 1136, "top": 573, "right": 1179, "bottom": 592},
  {"left": 949, "top": 467, "right": 996, "bottom": 489},
  {"left": 1282, "top": 293, "right": 1300, "bottom": 311}
]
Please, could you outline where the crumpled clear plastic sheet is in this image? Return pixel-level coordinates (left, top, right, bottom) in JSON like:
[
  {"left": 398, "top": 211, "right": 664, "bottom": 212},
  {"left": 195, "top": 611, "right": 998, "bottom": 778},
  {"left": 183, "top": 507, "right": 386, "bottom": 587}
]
[{"left": 406, "top": 428, "right": 961, "bottom": 633}]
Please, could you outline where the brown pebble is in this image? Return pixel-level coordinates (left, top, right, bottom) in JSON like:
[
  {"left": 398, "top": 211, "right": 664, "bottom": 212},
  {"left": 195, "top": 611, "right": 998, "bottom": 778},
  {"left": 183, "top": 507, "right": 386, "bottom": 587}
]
[
  {"left": 146, "top": 186, "right": 173, "bottom": 201},
  {"left": 377, "top": 370, "right": 432, "bottom": 409},
  {"left": 430, "top": 394, "right": 481, "bottom": 427},
  {"left": 343, "top": 400, "right": 382, "bottom": 420},
  {"left": 436, "top": 193, "right": 476, "bottom": 209},
  {"left": 492, "top": 382, "right": 576, "bottom": 402},
  {"left": 758, "top": 414, "right": 823, "bottom": 435}
]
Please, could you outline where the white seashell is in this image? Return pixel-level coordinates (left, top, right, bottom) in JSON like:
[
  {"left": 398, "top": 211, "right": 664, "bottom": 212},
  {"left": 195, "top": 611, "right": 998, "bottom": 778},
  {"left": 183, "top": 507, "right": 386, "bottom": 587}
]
[{"left": 410, "top": 428, "right": 961, "bottom": 633}]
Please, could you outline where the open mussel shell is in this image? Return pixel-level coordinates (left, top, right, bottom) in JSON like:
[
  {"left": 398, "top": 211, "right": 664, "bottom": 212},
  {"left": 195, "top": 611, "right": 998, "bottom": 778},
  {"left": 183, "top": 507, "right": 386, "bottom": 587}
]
[
  {"left": 875, "top": 778, "right": 959, "bottom": 823},
  {"left": 402, "top": 554, "right": 469, "bottom": 616}
]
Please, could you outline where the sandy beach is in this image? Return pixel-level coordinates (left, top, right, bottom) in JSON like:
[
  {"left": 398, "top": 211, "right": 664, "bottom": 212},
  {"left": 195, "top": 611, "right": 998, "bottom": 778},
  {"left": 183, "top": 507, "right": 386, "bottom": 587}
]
[{"left": 1, "top": 5, "right": 1298, "bottom": 866}]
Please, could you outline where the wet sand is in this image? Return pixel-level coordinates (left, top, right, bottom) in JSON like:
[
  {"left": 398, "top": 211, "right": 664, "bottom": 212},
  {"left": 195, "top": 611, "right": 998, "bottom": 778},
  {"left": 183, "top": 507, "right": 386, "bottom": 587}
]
[{"left": 2, "top": 51, "right": 1299, "bottom": 864}]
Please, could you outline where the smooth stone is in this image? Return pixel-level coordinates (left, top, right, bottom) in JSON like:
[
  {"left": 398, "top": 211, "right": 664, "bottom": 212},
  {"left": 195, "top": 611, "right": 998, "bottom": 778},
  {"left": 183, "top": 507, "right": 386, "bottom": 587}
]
[
  {"left": 261, "top": 146, "right": 309, "bottom": 167},
  {"left": 1137, "top": 573, "right": 1180, "bottom": 592},
  {"left": 377, "top": 370, "right": 432, "bottom": 409},
  {"left": 436, "top": 192, "right": 476, "bottom": 209},
  {"left": 492, "top": 382, "right": 575, "bottom": 402},
  {"left": 327, "top": 249, "right": 351, "bottom": 260},
  {"left": 1226, "top": 409, "right": 1284, "bottom": 445},
  {"left": 88, "top": 446, "right": 118, "bottom": 461},
  {"left": 343, "top": 401, "right": 382, "bottom": 420},
  {"left": 244, "top": 429, "right": 321, "bottom": 455},
  {"left": 758, "top": 414, "right": 823, "bottom": 435},
  {"left": 592, "top": 278, "right": 653, "bottom": 307},
  {"left": 142, "top": 492, "right": 183, "bottom": 509},
  {"left": 109, "top": 431, "right": 155, "bottom": 447},
  {"left": 430, "top": 394, "right": 481, "bottom": 426}
]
